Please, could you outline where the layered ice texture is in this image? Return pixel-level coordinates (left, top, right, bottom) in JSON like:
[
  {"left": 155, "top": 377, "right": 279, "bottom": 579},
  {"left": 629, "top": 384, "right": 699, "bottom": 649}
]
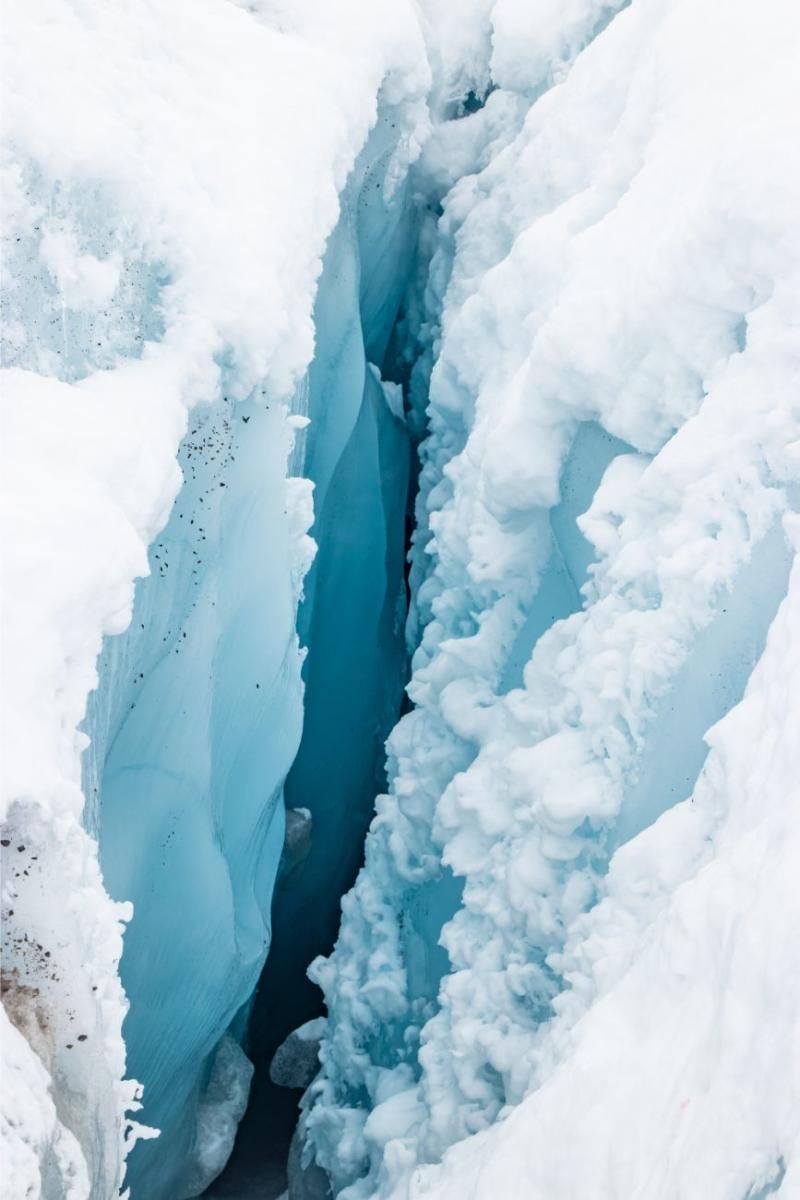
[
  {"left": 3, "top": 1, "right": 800, "bottom": 1199},
  {"left": 249, "top": 105, "right": 416, "bottom": 1084},
  {"left": 1, "top": 2, "right": 429, "bottom": 1197}
]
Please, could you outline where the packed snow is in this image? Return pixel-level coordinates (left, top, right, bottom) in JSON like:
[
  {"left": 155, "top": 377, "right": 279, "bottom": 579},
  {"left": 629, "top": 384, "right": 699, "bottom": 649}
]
[{"left": 302, "top": 1, "right": 800, "bottom": 1198}]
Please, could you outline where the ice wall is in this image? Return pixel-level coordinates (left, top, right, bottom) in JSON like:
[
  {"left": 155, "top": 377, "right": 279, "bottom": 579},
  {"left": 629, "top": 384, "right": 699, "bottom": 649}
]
[
  {"left": 5, "top": 3, "right": 800, "bottom": 1199},
  {"left": 0, "top": 3, "right": 430, "bottom": 1197},
  {"left": 251, "top": 112, "right": 414, "bottom": 1073},
  {"left": 84, "top": 97, "right": 419, "bottom": 1200},
  {"left": 82, "top": 379, "right": 307, "bottom": 1200},
  {"left": 405, "top": 550, "right": 800, "bottom": 1199},
  {"left": 302, "top": 1, "right": 800, "bottom": 1197}
]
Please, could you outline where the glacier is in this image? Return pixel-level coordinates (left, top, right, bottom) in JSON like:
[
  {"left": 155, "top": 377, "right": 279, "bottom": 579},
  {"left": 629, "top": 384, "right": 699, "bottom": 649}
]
[
  {"left": 1, "top": 1, "right": 429, "bottom": 1196},
  {"left": 301, "top": 2, "right": 800, "bottom": 1199},
  {"left": 249, "top": 104, "right": 416, "bottom": 1086},
  {"left": 3, "top": 1, "right": 800, "bottom": 1200}
]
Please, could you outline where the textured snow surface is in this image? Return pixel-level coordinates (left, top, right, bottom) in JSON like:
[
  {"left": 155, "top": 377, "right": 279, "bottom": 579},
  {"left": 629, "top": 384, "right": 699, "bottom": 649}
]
[
  {"left": 181, "top": 1036, "right": 254, "bottom": 1199},
  {"left": 1, "top": 1, "right": 429, "bottom": 1197},
  {"left": 304, "top": 1, "right": 800, "bottom": 1197},
  {"left": 408, "top": 551, "right": 800, "bottom": 1197},
  {"left": 5, "top": 0, "right": 800, "bottom": 1198}
]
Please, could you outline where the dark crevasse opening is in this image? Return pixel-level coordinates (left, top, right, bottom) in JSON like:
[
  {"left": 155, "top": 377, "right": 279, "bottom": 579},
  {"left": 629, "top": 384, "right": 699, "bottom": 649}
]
[
  {"left": 78, "top": 95, "right": 429, "bottom": 1200},
  {"left": 201, "top": 115, "right": 428, "bottom": 1200},
  {"left": 79, "top": 75, "right": 794, "bottom": 1191}
]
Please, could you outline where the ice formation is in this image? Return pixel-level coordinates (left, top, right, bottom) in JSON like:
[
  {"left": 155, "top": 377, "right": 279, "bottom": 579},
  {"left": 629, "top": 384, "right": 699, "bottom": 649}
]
[
  {"left": 3, "top": 1, "right": 800, "bottom": 1199},
  {"left": 1, "top": 1, "right": 429, "bottom": 1196},
  {"left": 247, "top": 98, "right": 417, "bottom": 1088}
]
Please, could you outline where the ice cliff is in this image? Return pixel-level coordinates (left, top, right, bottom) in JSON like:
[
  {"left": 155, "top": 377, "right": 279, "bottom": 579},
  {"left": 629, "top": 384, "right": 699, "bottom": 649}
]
[
  {"left": 1, "top": 2, "right": 428, "bottom": 1196},
  {"left": 2, "top": 2, "right": 800, "bottom": 1200}
]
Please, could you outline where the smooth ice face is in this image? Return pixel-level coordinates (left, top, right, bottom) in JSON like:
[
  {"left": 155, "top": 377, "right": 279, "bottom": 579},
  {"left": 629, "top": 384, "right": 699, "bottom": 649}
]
[
  {"left": 303, "top": 2, "right": 800, "bottom": 1197},
  {"left": 250, "top": 110, "right": 415, "bottom": 1074},
  {"left": 0, "top": 2, "right": 431, "bottom": 1195},
  {"left": 79, "top": 65, "right": 428, "bottom": 1200},
  {"left": 82, "top": 384, "right": 304, "bottom": 1199}
]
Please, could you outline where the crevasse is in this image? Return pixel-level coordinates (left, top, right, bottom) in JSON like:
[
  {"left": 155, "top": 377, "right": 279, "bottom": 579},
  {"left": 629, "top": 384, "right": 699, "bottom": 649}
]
[
  {"left": 80, "top": 97, "right": 423, "bottom": 1200},
  {"left": 4, "top": 4, "right": 800, "bottom": 1200},
  {"left": 0, "top": 3, "right": 431, "bottom": 1196}
]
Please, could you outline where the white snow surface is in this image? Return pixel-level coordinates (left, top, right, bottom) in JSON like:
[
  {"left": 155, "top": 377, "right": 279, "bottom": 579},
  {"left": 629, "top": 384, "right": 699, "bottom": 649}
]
[
  {"left": 0, "top": 1, "right": 429, "bottom": 1196},
  {"left": 305, "top": 0, "right": 800, "bottom": 1197}
]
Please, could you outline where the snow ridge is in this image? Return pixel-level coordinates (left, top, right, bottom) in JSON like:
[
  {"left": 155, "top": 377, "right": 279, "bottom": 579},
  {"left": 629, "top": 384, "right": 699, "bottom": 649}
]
[{"left": 304, "top": 2, "right": 800, "bottom": 1197}]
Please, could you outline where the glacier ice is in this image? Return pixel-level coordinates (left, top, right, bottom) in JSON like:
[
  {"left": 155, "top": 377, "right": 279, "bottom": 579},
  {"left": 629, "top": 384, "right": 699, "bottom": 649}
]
[
  {"left": 82, "top": 373, "right": 305, "bottom": 1199},
  {"left": 1, "top": 1, "right": 430, "bottom": 1196},
  {"left": 3, "top": 1, "right": 800, "bottom": 1199}
]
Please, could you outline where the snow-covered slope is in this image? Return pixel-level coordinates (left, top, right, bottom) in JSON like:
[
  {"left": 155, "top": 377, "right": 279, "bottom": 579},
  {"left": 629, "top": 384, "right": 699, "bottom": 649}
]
[
  {"left": 1, "top": 2, "right": 429, "bottom": 1197},
  {"left": 303, "top": 1, "right": 800, "bottom": 1197}
]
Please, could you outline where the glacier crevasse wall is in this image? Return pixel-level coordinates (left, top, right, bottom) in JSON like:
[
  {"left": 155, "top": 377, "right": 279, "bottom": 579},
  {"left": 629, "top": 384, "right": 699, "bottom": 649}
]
[
  {"left": 4, "top": 2, "right": 800, "bottom": 1199},
  {"left": 249, "top": 104, "right": 417, "bottom": 1080},
  {"left": 0, "top": 2, "right": 430, "bottom": 1197}
]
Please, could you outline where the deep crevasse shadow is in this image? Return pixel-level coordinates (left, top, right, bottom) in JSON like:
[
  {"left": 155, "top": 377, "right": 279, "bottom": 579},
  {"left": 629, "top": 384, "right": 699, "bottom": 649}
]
[{"left": 201, "top": 107, "right": 423, "bottom": 1200}]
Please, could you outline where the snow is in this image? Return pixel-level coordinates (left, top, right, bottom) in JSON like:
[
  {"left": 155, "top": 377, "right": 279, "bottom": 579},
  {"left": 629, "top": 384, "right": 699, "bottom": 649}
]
[
  {"left": 0, "top": 1006, "right": 89, "bottom": 1200},
  {"left": 417, "top": 0, "right": 628, "bottom": 105},
  {"left": 303, "top": 0, "right": 800, "bottom": 1196},
  {"left": 407, "top": 542, "right": 800, "bottom": 1199},
  {"left": 5, "top": 0, "right": 800, "bottom": 1197},
  {"left": 1, "top": 1, "right": 429, "bottom": 1196}
]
